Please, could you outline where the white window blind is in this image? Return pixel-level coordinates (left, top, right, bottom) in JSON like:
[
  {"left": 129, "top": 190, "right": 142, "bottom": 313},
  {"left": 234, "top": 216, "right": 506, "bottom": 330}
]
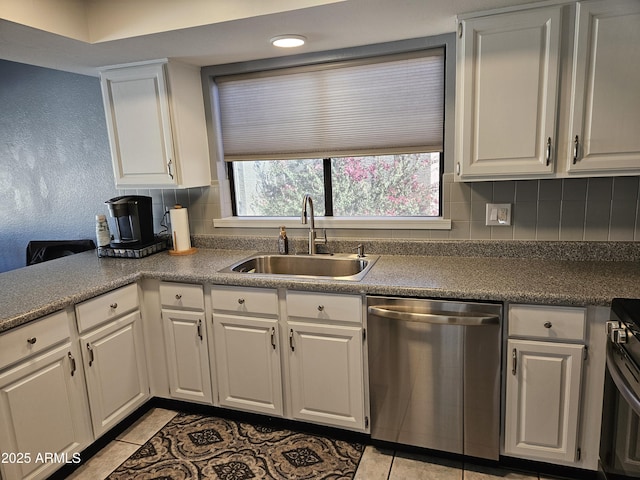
[{"left": 216, "top": 49, "right": 444, "bottom": 161}]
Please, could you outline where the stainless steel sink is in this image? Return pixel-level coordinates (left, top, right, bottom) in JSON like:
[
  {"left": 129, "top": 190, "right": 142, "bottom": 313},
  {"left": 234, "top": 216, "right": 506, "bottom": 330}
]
[{"left": 220, "top": 253, "right": 379, "bottom": 281}]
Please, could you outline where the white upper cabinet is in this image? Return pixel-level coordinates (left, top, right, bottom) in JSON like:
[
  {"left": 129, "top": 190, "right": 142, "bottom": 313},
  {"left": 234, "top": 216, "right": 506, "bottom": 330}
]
[
  {"left": 456, "top": 0, "right": 640, "bottom": 181},
  {"left": 100, "top": 59, "right": 211, "bottom": 189},
  {"left": 456, "top": 6, "right": 562, "bottom": 180},
  {"left": 566, "top": 0, "right": 640, "bottom": 175}
]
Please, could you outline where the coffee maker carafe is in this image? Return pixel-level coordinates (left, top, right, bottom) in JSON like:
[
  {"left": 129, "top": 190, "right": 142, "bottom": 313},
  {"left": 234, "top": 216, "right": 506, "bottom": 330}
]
[{"left": 105, "top": 195, "right": 154, "bottom": 248}]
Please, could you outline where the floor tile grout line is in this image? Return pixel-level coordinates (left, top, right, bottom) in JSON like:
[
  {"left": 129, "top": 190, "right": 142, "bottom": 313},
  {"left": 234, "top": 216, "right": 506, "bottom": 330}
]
[
  {"left": 115, "top": 439, "right": 145, "bottom": 447},
  {"left": 386, "top": 450, "right": 396, "bottom": 480}
]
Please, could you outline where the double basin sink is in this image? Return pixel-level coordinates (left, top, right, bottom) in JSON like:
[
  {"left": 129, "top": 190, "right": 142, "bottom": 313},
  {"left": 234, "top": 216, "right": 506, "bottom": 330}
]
[{"left": 220, "top": 253, "right": 379, "bottom": 281}]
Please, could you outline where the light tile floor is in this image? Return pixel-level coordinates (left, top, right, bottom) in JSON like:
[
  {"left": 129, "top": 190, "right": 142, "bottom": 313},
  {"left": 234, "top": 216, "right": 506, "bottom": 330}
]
[{"left": 67, "top": 408, "right": 566, "bottom": 480}]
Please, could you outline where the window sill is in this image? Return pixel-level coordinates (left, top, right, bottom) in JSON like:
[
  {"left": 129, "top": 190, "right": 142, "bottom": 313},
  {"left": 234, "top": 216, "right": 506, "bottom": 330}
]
[{"left": 213, "top": 216, "right": 451, "bottom": 230}]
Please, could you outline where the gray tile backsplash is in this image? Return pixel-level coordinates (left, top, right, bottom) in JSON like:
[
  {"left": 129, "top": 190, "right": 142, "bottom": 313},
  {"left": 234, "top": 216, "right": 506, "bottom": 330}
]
[{"left": 142, "top": 173, "right": 640, "bottom": 242}]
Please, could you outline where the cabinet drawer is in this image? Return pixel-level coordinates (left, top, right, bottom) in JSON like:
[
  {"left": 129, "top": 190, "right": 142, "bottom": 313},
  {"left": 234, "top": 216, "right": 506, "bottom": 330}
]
[
  {"left": 160, "top": 282, "right": 204, "bottom": 310},
  {"left": 76, "top": 283, "right": 139, "bottom": 333},
  {"left": 0, "top": 310, "right": 70, "bottom": 370},
  {"left": 287, "top": 291, "right": 362, "bottom": 324},
  {"left": 508, "top": 304, "right": 586, "bottom": 341},
  {"left": 211, "top": 286, "right": 278, "bottom": 316}
]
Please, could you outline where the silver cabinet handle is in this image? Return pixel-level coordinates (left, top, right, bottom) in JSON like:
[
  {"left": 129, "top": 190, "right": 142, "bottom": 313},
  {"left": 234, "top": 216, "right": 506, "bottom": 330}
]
[
  {"left": 573, "top": 135, "right": 580, "bottom": 164},
  {"left": 87, "top": 343, "right": 94, "bottom": 367},
  {"left": 27, "top": 337, "right": 37, "bottom": 345},
  {"left": 110, "top": 303, "right": 118, "bottom": 310},
  {"left": 367, "top": 306, "right": 499, "bottom": 326},
  {"left": 317, "top": 305, "right": 325, "bottom": 312},
  {"left": 168, "top": 158, "right": 174, "bottom": 180},
  {"left": 238, "top": 298, "right": 245, "bottom": 305},
  {"left": 544, "top": 321, "right": 553, "bottom": 329},
  {"left": 197, "top": 319, "right": 203, "bottom": 341},
  {"left": 175, "top": 294, "right": 182, "bottom": 300},
  {"left": 271, "top": 327, "right": 276, "bottom": 350},
  {"left": 546, "top": 137, "right": 552, "bottom": 166},
  {"left": 289, "top": 329, "right": 295, "bottom": 352},
  {"left": 456, "top": 162, "right": 461, "bottom": 176},
  {"left": 68, "top": 352, "right": 76, "bottom": 377},
  {"left": 512, "top": 348, "right": 517, "bottom": 376}
]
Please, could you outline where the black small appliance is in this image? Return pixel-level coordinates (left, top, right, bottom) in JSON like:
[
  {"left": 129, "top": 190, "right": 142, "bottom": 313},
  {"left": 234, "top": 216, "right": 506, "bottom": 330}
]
[{"left": 105, "top": 195, "right": 154, "bottom": 248}]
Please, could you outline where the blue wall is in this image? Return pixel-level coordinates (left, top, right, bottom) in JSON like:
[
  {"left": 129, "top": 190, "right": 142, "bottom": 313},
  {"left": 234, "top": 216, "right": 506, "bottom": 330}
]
[{"left": 0, "top": 60, "right": 117, "bottom": 272}]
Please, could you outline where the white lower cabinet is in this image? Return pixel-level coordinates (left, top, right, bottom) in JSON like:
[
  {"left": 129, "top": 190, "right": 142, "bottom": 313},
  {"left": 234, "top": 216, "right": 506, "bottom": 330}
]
[
  {"left": 76, "top": 286, "right": 149, "bottom": 439},
  {"left": 210, "top": 286, "right": 368, "bottom": 432},
  {"left": 213, "top": 313, "right": 283, "bottom": 416},
  {"left": 287, "top": 321, "right": 365, "bottom": 430},
  {"left": 286, "top": 291, "right": 367, "bottom": 432},
  {"left": 160, "top": 282, "right": 212, "bottom": 404},
  {"left": 211, "top": 286, "right": 282, "bottom": 416},
  {"left": 503, "top": 303, "right": 607, "bottom": 469},
  {"left": 0, "top": 310, "right": 92, "bottom": 480},
  {"left": 162, "top": 310, "right": 212, "bottom": 404},
  {"left": 504, "top": 339, "right": 584, "bottom": 462}
]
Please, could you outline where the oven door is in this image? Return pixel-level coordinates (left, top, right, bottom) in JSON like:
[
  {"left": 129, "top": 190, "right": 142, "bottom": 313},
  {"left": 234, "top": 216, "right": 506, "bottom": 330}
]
[{"left": 600, "top": 341, "right": 640, "bottom": 479}]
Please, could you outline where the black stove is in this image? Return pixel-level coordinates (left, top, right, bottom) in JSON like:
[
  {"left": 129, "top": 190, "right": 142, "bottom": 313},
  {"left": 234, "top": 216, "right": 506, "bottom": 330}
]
[{"left": 600, "top": 298, "right": 640, "bottom": 479}]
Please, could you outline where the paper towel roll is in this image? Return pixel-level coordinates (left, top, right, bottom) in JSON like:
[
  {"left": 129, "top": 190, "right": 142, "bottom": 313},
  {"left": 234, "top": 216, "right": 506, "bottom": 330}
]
[{"left": 169, "top": 205, "right": 192, "bottom": 252}]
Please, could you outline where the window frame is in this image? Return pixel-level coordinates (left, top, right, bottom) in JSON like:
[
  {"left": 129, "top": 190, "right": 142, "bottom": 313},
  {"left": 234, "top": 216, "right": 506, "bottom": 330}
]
[{"left": 202, "top": 33, "right": 455, "bottom": 231}]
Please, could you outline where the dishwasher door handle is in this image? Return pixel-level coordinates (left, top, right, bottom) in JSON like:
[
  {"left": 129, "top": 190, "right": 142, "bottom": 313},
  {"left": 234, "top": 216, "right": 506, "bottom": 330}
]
[{"left": 367, "top": 306, "right": 500, "bottom": 326}]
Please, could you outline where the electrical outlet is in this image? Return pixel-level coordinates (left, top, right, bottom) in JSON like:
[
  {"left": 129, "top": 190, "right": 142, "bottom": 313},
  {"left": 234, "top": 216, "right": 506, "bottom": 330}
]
[{"left": 486, "top": 203, "right": 512, "bottom": 226}]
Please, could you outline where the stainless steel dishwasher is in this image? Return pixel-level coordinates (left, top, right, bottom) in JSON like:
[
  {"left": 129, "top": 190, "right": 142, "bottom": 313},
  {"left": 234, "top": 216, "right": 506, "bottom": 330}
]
[{"left": 367, "top": 296, "right": 502, "bottom": 460}]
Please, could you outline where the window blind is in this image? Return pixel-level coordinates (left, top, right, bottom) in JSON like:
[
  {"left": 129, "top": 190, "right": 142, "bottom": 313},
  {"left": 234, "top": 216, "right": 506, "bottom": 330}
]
[{"left": 216, "top": 49, "right": 444, "bottom": 161}]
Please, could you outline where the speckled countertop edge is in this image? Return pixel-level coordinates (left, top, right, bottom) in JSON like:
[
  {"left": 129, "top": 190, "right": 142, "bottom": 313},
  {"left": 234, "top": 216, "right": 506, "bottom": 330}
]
[{"left": 1, "top": 241, "right": 640, "bottom": 334}]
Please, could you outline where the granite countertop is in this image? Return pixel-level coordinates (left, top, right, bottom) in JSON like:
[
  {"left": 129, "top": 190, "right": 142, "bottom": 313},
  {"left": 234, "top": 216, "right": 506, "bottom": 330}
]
[{"left": 2, "top": 245, "right": 640, "bottom": 334}]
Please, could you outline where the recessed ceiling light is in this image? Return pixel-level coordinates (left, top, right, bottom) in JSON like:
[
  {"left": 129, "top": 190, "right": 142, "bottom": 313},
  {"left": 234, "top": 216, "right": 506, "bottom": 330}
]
[{"left": 270, "top": 35, "right": 306, "bottom": 48}]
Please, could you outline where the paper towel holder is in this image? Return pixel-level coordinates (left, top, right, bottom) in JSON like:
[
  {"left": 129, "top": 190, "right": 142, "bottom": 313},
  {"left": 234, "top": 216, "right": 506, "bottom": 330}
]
[{"left": 168, "top": 204, "right": 198, "bottom": 256}]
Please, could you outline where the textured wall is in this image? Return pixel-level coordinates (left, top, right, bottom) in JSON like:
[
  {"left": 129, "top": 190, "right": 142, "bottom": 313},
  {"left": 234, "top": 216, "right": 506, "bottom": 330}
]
[{"left": 0, "top": 60, "right": 117, "bottom": 272}]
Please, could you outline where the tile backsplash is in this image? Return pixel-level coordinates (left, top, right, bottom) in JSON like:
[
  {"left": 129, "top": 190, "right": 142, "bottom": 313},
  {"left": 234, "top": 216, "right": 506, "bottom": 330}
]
[
  {"left": 445, "top": 174, "right": 640, "bottom": 241},
  {"left": 137, "top": 173, "right": 640, "bottom": 242}
]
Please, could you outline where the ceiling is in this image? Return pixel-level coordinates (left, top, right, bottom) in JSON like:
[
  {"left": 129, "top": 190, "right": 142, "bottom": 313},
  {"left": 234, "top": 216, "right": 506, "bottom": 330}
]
[{"left": 0, "top": 0, "right": 541, "bottom": 77}]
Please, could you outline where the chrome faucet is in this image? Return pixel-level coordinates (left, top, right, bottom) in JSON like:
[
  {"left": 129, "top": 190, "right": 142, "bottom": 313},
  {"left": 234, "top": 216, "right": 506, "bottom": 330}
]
[{"left": 301, "top": 194, "right": 326, "bottom": 254}]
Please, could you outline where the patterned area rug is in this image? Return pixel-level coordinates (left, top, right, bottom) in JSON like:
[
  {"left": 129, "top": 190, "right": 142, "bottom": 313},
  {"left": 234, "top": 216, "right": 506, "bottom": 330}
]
[{"left": 107, "top": 412, "right": 365, "bottom": 480}]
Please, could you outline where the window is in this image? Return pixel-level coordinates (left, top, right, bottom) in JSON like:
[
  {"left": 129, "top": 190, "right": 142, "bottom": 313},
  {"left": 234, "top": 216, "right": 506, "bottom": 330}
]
[
  {"left": 231, "top": 154, "right": 441, "bottom": 217},
  {"left": 214, "top": 47, "right": 445, "bottom": 219}
]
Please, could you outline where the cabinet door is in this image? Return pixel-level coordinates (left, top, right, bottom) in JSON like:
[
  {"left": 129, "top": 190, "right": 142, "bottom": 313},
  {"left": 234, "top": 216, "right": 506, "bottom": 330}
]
[
  {"left": 0, "top": 343, "right": 91, "bottom": 480},
  {"left": 213, "top": 313, "right": 283, "bottom": 416},
  {"left": 288, "top": 321, "right": 365, "bottom": 431},
  {"left": 567, "top": 0, "right": 640, "bottom": 174},
  {"left": 456, "top": 7, "right": 561, "bottom": 180},
  {"left": 101, "top": 63, "right": 177, "bottom": 187},
  {"left": 162, "top": 309, "right": 212, "bottom": 404},
  {"left": 504, "top": 339, "right": 584, "bottom": 463},
  {"left": 81, "top": 311, "right": 149, "bottom": 438}
]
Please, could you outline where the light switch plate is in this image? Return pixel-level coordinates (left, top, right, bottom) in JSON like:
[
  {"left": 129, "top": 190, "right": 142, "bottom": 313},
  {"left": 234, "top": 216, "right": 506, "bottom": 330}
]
[{"left": 486, "top": 203, "right": 512, "bottom": 226}]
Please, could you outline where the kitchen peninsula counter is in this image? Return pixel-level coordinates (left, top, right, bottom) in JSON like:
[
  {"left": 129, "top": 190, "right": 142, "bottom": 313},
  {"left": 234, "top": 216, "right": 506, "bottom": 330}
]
[{"left": 2, "top": 245, "right": 640, "bottom": 333}]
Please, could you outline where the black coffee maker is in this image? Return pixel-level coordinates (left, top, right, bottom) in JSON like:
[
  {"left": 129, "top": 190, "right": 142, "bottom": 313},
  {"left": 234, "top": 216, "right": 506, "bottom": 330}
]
[{"left": 105, "top": 195, "right": 154, "bottom": 248}]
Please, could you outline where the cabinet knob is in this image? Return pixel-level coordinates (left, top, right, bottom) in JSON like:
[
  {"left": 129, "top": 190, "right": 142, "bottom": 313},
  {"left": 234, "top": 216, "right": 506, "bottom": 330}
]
[
  {"left": 238, "top": 298, "right": 245, "bottom": 305},
  {"left": 110, "top": 303, "right": 118, "bottom": 309},
  {"left": 544, "top": 321, "right": 553, "bottom": 329},
  {"left": 175, "top": 294, "right": 182, "bottom": 300},
  {"left": 27, "top": 337, "right": 37, "bottom": 345},
  {"left": 317, "top": 305, "right": 325, "bottom": 312}
]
